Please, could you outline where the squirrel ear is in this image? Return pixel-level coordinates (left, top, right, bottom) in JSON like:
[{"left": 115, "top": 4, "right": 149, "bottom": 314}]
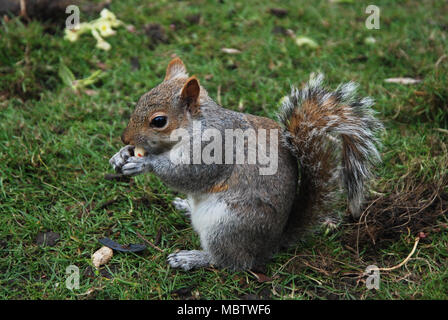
[
  {"left": 181, "top": 76, "right": 200, "bottom": 114},
  {"left": 165, "top": 57, "right": 188, "bottom": 81}
]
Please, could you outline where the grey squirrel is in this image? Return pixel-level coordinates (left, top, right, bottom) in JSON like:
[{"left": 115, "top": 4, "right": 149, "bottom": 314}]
[{"left": 109, "top": 58, "right": 383, "bottom": 271}]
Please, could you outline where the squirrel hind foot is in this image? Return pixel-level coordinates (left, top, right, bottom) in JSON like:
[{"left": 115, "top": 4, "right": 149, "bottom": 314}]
[{"left": 167, "top": 250, "right": 211, "bottom": 271}]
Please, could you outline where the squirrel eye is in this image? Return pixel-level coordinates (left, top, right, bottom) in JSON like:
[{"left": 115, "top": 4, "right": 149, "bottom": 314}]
[{"left": 150, "top": 116, "right": 168, "bottom": 129}]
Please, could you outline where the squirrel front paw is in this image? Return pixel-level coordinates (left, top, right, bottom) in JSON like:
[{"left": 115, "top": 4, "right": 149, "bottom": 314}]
[
  {"left": 167, "top": 250, "right": 211, "bottom": 271},
  {"left": 121, "top": 156, "right": 152, "bottom": 176},
  {"left": 109, "top": 145, "right": 134, "bottom": 172}
]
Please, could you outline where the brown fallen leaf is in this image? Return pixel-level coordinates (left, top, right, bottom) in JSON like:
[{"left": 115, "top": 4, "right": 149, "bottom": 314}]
[{"left": 248, "top": 270, "right": 275, "bottom": 283}]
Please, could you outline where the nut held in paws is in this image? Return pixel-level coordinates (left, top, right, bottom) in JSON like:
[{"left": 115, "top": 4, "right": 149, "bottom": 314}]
[{"left": 134, "top": 146, "right": 146, "bottom": 157}]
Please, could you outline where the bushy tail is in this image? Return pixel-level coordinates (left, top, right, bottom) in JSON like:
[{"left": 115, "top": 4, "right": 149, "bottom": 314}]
[{"left": 278, "top": 74, "right": 383, "bottom": 234}]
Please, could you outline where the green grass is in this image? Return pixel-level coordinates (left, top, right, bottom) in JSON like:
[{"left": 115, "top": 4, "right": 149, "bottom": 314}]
[{"left": 1, "top": 0, "right": 447, "bottom": 299}]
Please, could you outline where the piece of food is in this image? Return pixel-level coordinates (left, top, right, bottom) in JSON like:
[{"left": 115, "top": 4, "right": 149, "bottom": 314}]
[
  {"left": 134, "top": 146, "right": 146, "bottom": 157},
  {"left": 92, "top": 246, "right": 113, "bottom": 269}
]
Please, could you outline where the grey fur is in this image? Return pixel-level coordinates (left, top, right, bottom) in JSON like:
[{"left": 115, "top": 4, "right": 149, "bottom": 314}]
[{"left": 109, "top": 67, "right": 383, "bottom": 271}]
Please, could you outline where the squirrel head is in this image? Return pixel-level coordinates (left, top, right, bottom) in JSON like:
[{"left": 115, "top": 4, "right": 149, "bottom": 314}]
[{"left": 122, "top": 58, "right": 205, "bottom": 155}]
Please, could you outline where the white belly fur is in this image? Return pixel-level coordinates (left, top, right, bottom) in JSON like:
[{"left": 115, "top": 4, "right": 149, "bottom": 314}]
[{"left": 187, "top": 194, "right": 228, "bottom": 251}]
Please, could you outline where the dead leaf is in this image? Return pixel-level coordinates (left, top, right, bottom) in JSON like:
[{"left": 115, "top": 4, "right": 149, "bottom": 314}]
[{"left": 248, "top": 270, "right": 274, "bottom": 283}]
